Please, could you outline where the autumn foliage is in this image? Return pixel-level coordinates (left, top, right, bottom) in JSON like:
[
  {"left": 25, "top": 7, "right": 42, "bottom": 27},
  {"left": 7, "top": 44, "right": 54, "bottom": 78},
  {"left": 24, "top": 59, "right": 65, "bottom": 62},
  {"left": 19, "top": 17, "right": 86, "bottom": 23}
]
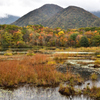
[{"left": 0, "top": 25, "right": 100, "bottom": 48}]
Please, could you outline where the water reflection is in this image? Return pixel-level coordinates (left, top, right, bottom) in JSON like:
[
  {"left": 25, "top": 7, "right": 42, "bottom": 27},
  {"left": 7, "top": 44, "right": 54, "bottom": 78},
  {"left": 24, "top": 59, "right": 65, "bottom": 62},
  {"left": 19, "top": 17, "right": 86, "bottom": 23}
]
[{"left": 0, "top": 85, "right": 92, "bottom": 100}]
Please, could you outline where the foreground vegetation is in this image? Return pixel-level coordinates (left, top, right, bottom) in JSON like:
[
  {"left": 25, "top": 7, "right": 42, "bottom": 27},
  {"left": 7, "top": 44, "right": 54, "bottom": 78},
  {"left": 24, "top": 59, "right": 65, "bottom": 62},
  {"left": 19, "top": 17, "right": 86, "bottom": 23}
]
[
  {"left": 59, "top": 72, "right": 100, "bottom": 100},
  {"left": 0, "top": 25, "right": 100, "bottom": 49},
  {"left": 0, "top": 53, "right": 84, "bottom": 87},
  {"left": 0, "top": 47, "right": 100, "bottom": 99},
  {"left": 59, "top": 84, "right": 100, "bottom": 99}
]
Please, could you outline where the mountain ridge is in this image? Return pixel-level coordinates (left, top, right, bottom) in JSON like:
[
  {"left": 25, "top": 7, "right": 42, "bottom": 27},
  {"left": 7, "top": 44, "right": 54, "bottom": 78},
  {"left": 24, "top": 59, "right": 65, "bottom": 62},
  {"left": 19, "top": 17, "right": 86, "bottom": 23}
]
[
  {"left": 43, "top": 6, "right": 100, "bottom": 29},
  {"left": 12, "top": 4, "right": 63, "bottom": 26},
  {"left": 12, "top": 4, "right": 100, "bottom": 29},
  {"left": 91, "top": 11, "right": 100, "bottom": 18},
  {"left": 0, "top": 15, "right": 19, "bottom": 24}
]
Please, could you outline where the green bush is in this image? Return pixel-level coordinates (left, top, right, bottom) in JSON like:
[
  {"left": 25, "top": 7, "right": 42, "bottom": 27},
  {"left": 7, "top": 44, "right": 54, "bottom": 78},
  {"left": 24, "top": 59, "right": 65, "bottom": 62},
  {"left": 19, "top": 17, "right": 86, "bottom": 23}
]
[{"left": 80, "top": 36, "right": 89, "bottom": 47}]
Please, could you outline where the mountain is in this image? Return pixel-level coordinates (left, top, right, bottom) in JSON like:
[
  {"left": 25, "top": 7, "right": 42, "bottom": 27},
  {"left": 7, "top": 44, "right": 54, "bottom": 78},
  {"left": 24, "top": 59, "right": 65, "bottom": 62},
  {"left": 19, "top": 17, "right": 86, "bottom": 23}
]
[
  {"left": 44, "top": 6, "right": 100, "bottom": 29},
  {"left": 0, "top": 15, "right": 19, "bottom": 24},
  {"left": 91, "top": 11, "right": 100, "bottom": 18},
  {"left": 12, "top": 4, "right": 63, "bottom": 26},
  {"left": 12, "top": 5, "right": 100, "bottom": 29}
]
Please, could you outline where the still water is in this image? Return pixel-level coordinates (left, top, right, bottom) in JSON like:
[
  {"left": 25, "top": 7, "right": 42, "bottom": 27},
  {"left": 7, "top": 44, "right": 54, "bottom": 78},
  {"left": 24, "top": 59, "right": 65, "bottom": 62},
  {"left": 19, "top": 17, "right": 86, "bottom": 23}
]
[{"left": 0, "top": 85, "right": 92, "bottom": 100}]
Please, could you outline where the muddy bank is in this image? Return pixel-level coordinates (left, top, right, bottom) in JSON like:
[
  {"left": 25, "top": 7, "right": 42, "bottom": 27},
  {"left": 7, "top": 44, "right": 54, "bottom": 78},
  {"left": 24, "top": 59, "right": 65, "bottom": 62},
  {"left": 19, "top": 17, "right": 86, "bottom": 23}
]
[{"left": 56, "top": 62, "right": 100, "bottom": 79}]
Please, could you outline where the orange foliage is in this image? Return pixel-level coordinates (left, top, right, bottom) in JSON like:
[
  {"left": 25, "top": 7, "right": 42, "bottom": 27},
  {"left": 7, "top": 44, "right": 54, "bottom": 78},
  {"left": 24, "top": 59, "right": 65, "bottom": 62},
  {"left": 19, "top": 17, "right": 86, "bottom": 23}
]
[
  {"left": 0, "top": 54, "right": 71, "bottom": 87},
  {"left": 29, "top": 33, "right": 33, "bottom": 37}
]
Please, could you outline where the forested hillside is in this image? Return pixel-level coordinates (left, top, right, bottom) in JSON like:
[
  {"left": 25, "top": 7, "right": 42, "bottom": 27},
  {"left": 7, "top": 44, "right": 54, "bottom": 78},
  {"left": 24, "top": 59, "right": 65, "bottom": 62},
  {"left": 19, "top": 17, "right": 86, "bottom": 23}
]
[
  {"left": 12, "top": 4, "right": 100, "bottom": 29},
  {"left": 12, "top": 4, "right": 63, "bottom": 26},
  {"left": 44, "top": 6, "right": 100, "bottom": 29},
  {"left": 0, "top": 24, "right": 100, "bottom": 48}
]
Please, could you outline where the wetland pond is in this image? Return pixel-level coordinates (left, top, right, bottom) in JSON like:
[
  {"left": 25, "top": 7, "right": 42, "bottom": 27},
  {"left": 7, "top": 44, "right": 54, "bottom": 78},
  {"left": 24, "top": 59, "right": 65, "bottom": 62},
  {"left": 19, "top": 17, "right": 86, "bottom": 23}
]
[{"left": 0, "top": 51, "right": 100, "bottom": 100}]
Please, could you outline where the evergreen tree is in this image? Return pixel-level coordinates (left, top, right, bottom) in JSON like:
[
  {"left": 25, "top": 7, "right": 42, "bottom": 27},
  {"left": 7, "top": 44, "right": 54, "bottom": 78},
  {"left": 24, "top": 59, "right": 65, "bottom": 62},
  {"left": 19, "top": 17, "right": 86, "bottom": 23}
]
[
  {"left": 80, "top": 36, "right": 89, "bottom": 47},
  {"left": 92, "top": 35, "right": 100, "bottom": 46}
]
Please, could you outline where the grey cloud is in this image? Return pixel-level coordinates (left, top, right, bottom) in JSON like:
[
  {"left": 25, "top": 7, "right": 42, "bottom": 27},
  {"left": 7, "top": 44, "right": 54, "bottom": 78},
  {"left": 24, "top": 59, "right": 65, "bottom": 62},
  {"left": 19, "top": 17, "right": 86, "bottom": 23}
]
[{"left": 0, "top": 0, "right": 100, "bottom": 17}]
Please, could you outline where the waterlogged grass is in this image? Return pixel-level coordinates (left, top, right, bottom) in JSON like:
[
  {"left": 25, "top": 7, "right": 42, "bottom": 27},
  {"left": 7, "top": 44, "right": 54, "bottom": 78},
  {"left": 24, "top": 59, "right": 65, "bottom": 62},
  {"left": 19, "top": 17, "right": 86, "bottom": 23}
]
[
  {"left": 83, "top": 86, "right": 100, "bottom": 99},
  {"left": 4, "top": 52, "right": 13, "bottom": 56},
  {"left": 90, "top": 73, "right": 98, "bottom": 80},
  {"left": 59, "top": 85, "right": 76, "bottom": 96},
  {"left": 0, "top": 54, "right": 79, "bottom": 87},
  {"left": 1, "top": 47, "right": 100, "bottom": 99},
  {"left": 59, "top": 84, "right": 100, "bottom": 99},
  {"left": 26, "top": 50, "right": 35, "bottom": 56},
  {"left": 65, "top": 47, "right": 100, "bottom": 52},
  {"left": 50, "top": 47, "right": 100, "bottom": 52},
  {"left": 4, "top": 50, "right": 13, "bottom": 56},
  {"left": 95, "top": 59, "right": 100, "bottom": 65},
  {"left": 53, "top": 53, "right": 78, "bottom": 60},
  {"left": 97, "top": 55, "right": 100, "bottom": 58}
]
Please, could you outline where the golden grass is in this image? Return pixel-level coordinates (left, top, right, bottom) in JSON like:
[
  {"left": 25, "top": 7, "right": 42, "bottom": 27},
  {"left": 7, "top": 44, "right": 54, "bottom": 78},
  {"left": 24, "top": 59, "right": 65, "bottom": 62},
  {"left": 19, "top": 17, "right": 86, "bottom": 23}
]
[
  {"left": 53, "top": 53, "right": 78, "bottom": 61},
  {"left": 59, "top": 85, "right": 76, "bottom": 96},
  {"left": 0, "top": 60, "right": 38, "bottom": 86},
  {"left": 65, "top": 47, "right": 100, "bottom": 52},
  {"left": 90, "top": 73, "right": 98, "bottom": 80},
  {"left": 83, "top": 86, "right": 100, "bottom": 99},
  {"left": 0, "top": 54, "right": 78, "bottom": 87},
  {"left": 95, "top": 59, "right": 100, "bottom": 65}
]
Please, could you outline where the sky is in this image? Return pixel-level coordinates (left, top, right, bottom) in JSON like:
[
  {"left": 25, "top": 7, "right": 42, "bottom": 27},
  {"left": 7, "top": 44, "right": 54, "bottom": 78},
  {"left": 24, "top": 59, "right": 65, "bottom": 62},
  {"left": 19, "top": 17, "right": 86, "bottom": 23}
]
[{"left": 0, "top": 0, "right": 100, "bottom": 18}]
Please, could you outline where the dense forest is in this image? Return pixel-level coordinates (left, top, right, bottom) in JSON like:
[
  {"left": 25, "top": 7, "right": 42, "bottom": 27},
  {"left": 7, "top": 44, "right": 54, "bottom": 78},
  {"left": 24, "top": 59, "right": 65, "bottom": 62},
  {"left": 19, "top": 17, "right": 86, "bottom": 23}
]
[{"left": 0, "top": 24, "right": 100, "bottom": 48}]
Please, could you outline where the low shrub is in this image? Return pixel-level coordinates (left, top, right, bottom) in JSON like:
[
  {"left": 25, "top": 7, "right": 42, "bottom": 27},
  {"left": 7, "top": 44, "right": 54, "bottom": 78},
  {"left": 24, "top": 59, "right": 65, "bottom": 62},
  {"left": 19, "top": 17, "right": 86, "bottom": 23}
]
[
  {"left": 59, "top": 85, "right": 76, "bottom": 96},
  {"left": 26, "top": 50, "right": 35, "bottom": 56},
  {"left": 4, "top": 53, "right": 13, "bottom": 56},
  {"left": 95, "top": 59, "right": 100, "bottom": 64},
  {"left": 90, "top": 73, "right": 98, "bottom": 80},
  {"left": 47, "top": 61, "right": 56, "bottom": 65},
  {"left": 4, "top": 50, "right": 13, "bottom": 56},
  {"left": 83, "top": 86, "right": 100, "bottom": 99},
  {"left": 26, "top": 53, "right": 35, "bottom": 56}
]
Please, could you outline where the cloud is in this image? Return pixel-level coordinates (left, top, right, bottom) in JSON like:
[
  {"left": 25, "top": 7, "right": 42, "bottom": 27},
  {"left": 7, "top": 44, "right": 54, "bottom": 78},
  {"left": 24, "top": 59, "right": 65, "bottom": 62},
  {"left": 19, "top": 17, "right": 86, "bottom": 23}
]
[
  {"left": 0, "top": 0, "right": 100, "bottom": 17},
  {"left": 56, "top": 0, "right": 100, "bottom": 11}
]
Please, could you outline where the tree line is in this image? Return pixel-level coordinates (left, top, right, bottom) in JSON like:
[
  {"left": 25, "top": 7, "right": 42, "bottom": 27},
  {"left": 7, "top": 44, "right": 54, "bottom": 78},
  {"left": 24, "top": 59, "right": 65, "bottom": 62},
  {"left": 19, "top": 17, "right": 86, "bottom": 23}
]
[{"left": 0, "top": 24, "right": 100, "bottom": 48}]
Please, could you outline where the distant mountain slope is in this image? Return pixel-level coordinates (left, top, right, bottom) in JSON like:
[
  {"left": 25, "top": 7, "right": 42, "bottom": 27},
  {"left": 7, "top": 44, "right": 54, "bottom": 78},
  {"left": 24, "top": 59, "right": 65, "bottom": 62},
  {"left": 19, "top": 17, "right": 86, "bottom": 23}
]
[
  {"left": 91, "top": 11, "right": 100, "bottom": 18},
  {"left": 0, "top": 15, "right": 19, "bottom": 24},
  {"left": 44, "top": 6, "right": 100, "bottom": 29},
  {"left": 12, "top": 4, "right": 63, "bottom": 26}
]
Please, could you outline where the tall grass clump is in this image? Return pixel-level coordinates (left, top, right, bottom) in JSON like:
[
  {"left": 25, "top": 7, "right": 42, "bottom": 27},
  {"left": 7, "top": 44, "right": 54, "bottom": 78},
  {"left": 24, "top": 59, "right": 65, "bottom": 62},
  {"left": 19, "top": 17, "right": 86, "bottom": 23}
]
[
  {"left": 97, "top": 55, "right": 100, "bottom": 58},
  {"left": 59, "top": 85, "right": 77, "bottom": 96},
  {"left": 4, "top": 50, "right": 13, "bottom": 56},
  {"left": 95, "top": 59, "right": 100, "bottom": 65},
  {"left": 90, "top": 73, "right": 98, "bottom": 80},
  {"left": 83, "top": 86, "right": 100, "bottom": 99},
  {"left": 20, "top": 54, "right": 49, "bottom": 65},
  {"left": 0, "top": 54, "right": 78, "bottom": 87},
  {"left": 0, "top": 60, "right": 37, "bottom": 87},
  {"left": 26, "top": 50, "right": 35, "bottom": 56},
  {"left": 0, "top": 53, "right": 85, "bottom": 87}
]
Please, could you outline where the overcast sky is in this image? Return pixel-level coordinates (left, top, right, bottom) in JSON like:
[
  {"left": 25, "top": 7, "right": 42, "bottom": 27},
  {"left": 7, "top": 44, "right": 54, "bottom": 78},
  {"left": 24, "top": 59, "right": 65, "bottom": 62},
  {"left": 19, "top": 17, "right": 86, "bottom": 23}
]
[{"left": 0, "top": 0, "right": 100, "bottom": 18}]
